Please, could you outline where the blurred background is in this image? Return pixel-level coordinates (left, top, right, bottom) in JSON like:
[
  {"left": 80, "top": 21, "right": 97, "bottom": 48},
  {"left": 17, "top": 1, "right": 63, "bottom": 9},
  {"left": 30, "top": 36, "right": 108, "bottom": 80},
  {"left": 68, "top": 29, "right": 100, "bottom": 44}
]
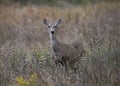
[
  {"left": 0, "top": 0, "right": 120, "bottom": 86},
  {"left": 0, "top": 0, "right": 119, "bottom": 5}
]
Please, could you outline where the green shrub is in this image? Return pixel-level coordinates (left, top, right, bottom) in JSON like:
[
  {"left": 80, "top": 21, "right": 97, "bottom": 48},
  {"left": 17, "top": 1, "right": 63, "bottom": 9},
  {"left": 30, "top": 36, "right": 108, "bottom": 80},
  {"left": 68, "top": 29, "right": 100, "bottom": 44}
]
[{"left": 15, "top": 72, "right": 38, "bottom": 86}]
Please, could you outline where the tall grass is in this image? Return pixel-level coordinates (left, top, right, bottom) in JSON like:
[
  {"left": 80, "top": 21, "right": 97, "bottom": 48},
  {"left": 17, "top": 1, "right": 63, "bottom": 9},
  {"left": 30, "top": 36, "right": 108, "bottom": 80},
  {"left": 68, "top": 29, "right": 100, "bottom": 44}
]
[{"left": 0, "top": 1, "right": 120, "bottom": 86}]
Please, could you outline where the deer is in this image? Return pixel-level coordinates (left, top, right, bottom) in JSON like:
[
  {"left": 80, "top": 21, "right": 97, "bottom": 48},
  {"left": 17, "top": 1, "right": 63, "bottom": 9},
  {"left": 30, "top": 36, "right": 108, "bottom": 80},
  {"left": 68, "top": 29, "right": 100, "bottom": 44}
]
[{"left": 43, "top": 18, "right": 85, "bottom": 72}]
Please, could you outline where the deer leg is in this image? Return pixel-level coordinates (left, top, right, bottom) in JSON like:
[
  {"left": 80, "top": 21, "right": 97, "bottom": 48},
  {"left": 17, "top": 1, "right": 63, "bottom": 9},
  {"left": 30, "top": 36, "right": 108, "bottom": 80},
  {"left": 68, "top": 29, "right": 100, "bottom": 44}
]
[{"left": 60, "top": 61, "right": 68, "bottom": 74}]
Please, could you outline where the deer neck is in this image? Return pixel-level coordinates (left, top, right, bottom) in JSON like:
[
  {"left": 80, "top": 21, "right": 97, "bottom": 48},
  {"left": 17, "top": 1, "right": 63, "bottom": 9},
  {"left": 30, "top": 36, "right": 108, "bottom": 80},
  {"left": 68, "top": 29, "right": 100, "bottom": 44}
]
[{"left": 50, "top": 33, "right": 59, "bottom": 51}]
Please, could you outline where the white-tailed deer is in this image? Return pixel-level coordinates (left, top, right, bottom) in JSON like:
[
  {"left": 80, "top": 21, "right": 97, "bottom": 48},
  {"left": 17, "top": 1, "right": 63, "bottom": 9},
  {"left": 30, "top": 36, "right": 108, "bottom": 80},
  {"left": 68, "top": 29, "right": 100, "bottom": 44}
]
[{"left": 43, "top": 18, "right": 85, "bottom": 72}]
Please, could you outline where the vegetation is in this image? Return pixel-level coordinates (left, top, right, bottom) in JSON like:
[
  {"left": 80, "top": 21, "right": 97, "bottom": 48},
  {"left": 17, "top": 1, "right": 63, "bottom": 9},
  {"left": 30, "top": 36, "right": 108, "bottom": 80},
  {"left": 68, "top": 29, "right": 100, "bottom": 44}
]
[
  {"left": 15, "top": 72, "right": 38, "bottom": 86},
  {"left": 0, "top": 1, "right": 120, "bottom": 86}
]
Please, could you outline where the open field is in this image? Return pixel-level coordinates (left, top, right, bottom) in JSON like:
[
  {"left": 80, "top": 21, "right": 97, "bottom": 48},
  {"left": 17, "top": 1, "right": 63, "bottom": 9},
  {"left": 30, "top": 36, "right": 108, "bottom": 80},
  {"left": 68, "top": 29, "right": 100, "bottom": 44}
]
[{"left": 0, "top": 1, "right": 120, "bottom": 86}]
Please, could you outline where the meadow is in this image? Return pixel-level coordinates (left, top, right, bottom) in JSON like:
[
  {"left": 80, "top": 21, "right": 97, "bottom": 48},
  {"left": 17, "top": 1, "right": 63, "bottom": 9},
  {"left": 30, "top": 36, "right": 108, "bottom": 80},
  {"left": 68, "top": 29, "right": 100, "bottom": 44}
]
[{"left": 0, "top": 1, "right": 120, "bottom": 86}]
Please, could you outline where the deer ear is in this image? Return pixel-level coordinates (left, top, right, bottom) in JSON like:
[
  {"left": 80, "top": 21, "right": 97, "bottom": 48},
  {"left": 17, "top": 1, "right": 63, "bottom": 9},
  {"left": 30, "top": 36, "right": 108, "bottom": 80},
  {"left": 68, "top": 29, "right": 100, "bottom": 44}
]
[
  {"left": 56, "top": 18, "right": 62, "bottom": 26},
  {"left": 43, "top": 18, "right": 49, "bottom": 25}
]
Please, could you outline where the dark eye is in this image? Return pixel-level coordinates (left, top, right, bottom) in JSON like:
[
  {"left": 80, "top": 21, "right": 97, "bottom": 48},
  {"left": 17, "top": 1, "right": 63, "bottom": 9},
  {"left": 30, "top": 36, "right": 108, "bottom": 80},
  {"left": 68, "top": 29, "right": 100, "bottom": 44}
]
[
  {"left": 54, "top": 26, "right": 57, "bottom": 28},
  {"left": 48, "top": 26, "right": 50, "bottom": 28}
]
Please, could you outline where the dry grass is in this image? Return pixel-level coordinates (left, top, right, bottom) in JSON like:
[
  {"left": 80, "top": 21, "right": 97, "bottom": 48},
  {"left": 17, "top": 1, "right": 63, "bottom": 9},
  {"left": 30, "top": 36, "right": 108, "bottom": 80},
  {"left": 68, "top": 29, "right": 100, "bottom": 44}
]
[{"left": 0, "top": 1, "right": 120, "bottom": 86}]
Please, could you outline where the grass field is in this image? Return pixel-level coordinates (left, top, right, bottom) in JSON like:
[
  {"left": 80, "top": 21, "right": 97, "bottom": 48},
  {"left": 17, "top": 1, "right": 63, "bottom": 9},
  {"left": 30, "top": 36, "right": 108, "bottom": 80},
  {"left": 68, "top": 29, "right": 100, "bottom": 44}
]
[{"left": 0, "top": 1, "right": 120, "bottom": 86}]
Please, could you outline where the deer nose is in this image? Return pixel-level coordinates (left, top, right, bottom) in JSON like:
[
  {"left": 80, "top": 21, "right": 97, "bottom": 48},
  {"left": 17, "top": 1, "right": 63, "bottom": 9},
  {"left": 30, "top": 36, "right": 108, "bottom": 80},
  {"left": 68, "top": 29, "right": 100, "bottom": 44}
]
[{"left": 51, "top": 31, "right": 54, "bottom": 34}]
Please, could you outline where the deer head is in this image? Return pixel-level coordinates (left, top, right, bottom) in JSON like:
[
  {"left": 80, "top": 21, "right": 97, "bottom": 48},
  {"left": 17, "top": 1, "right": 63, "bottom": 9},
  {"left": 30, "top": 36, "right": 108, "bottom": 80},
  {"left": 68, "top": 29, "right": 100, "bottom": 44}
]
[{"left": 43, "top": 18, "right": 62, "bottom": 34}]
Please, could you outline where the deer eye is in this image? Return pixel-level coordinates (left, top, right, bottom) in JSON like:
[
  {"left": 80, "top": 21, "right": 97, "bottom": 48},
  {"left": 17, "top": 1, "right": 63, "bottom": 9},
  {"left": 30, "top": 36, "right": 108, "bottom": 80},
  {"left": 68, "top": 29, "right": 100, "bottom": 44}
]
[
  {"left": 48, "top": 26, "right": 50, "bottom": 28},
  {"left": 54, "top": 26, "right": 57, "bottom": 28}
]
